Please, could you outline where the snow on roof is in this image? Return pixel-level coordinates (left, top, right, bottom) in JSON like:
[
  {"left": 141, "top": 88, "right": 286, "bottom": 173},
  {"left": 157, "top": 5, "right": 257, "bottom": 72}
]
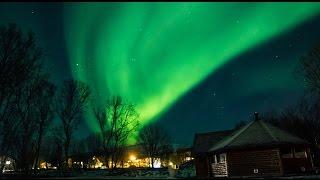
[{"left": 209, "top": 119, "right": 309, "bottom": 152}]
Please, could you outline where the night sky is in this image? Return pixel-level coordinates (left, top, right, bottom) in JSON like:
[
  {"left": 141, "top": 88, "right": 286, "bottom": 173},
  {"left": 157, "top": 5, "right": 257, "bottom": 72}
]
[{"left": 2, "top": 2, "right": 320, "bottom": 146}]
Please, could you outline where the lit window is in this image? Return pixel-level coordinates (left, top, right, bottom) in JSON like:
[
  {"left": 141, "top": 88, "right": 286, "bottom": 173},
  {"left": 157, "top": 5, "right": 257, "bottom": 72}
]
[
  {"left": 219, "top": 154, "right": 226, "bottom": 163},
  {"left": 5, "top": 161, "right": 10, "bottom": 165},
  {"left": 281, "top": 148, "right": 293, "bottom": 158},
  {"left": 294, "top": 147, "right": 307, "bottom": 158},
  {"left": 212, "top": 155, "right": 215, "bottom": 162},
  {"left": 154, "top": 158, "right": 161, "bottom": 168},
  {"left": 213, "top": 155, "right": 219, "bottom": 163}
]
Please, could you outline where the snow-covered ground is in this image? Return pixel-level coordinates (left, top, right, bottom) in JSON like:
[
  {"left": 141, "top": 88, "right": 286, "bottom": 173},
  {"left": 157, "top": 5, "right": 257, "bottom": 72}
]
[
  {"left": 32, "top": 161, "right": 197, "bottom": 179},
  {"left": 278, "top": 175, "right": 320, "bottom": 179},
  {"left": 33, "top": 165, "right": 195, "bottom": 179}
]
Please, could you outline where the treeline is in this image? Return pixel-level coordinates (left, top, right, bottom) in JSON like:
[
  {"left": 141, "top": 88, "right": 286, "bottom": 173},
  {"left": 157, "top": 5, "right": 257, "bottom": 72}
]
[
  {"left": 0, "top": 24, "right": 173, "bottom": 175},
  {"left": 266, "top": 43, "right": 320, "bottom": 166},
  {"left": 77, "top": 119, "right": 173, "bottom": 169},
  {"left": 0, "top": 24, "right": 92, "bottom": 174}
]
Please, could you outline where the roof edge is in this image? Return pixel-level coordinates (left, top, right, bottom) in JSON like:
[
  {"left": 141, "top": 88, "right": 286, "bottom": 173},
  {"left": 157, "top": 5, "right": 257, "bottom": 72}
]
[{"left": 208, "top": 120, "right": 256, "bottom": 152}]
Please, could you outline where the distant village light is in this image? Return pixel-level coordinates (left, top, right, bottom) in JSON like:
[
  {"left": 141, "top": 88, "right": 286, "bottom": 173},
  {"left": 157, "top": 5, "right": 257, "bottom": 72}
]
[
  {"left": 154, "top": 159, "right": 161, "bottom": 168},
  {"left": 129, "top": 155, "right": 136, "bottom": 161}
]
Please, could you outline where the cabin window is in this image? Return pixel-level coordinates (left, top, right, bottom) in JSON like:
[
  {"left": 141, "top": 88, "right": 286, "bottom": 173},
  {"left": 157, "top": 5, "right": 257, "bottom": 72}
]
[
  {"left": 219, "top": 154, "right": 226, "bottom": 163},
  {"left": 213, "top": 154, "right": 226, "bottom": 163},
  {"left": 213, "top": 154, "right": 219, "bottom": 163},
  {"left": 281, "top": 148, "right": 293, "bottom": 158},
  {"left": 294, "top": 147, "right": 307, "bottom": 158}
]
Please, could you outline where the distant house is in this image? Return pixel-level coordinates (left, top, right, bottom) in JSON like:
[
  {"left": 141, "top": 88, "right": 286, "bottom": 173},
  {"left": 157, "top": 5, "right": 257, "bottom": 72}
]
[
  {"left": 0, "top": 156, "right": 15, "bottom": 173},
  {"left": 193, "top": 112, "right": 314, "bottom": 178},
  {"left": 175, "top": 147, "right": 194, "bottom": 166},
  {"left": 69, "top": 144, "right": 180, "bottom": 169},
  {"left": 168, "top": 147, "right": 194, "bottom": 170}
]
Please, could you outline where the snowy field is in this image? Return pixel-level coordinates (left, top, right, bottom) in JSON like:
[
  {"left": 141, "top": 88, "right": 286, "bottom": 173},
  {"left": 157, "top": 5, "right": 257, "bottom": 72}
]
[
  {"left": 38, "top": 176, "right": 177, "bottom": 179},
  {"left": 31, "top": 161, "right": 196, "bottom": 179},
  {"left": 278, "top": 175, "right": 320, "bottom": 179}
]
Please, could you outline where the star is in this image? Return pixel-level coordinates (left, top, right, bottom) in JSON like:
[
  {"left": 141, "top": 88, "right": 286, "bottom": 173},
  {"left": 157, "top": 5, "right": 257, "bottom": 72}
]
[
  {"left": 31, "top": 10, "right": 35, "bottom": 14},
  {"left": 76, "top": 63, "right": 79, "bottom": 66},
  {"left": 236, "top": 19, "right": 240, "bottom": 24}
]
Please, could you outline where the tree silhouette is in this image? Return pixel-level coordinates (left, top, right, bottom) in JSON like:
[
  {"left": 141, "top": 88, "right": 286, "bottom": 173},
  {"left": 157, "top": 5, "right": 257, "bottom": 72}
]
[
  {"left": 93, "top": 96, "right": 139, "bottom": 168},
  {"left": 33, "top": 79, "right": 56, "bottom": 171},
  {"left": 0, "top": 23, "right": 49, "bottom": 174},
  {"left": 298, "top": 43, "right": 320, "bottom": 95},
  {"left": 138, "top": 122, "right": 172, "bottom": 168},
  {"left": 55, "top": 80, "right": 90, "bottom": 168}
]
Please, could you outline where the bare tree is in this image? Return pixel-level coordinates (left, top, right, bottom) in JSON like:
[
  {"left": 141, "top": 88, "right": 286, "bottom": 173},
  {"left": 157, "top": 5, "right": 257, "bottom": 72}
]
[
  {"left": 295, "top": 43, "right": 320, "bottom": 167},
  {"left": 138, "top": 122, "right": 172, "bottom": 168},
  {"left": 55, "top": 80, "right": 90, "bottom": 168},
  {"left": 264, "top": 96, "right": 320, "bottom": 162},
  {"left": 12, "top": 74, "right": 56, "bottom": 174},
  {"left": 83, "top": 132, "right": 102, "bottom": 154},
  {"left": 298, "top": 44, "right": 320, "bottom": 95},
  {"left": 93, "top": 96, "right": 139, "bottom": 168},
  {"left": 0, "top": 24, "right": 42, "bottom": 118},
  {"left": 13, "top": 65, "right": 49, "bottom": 174},
  {"left": 0, "top": 25, "right": 48, "bottom": 174},
  {"left": 92, "top": 104, "right": 110, "bottom": 168},
  {"left": 32, "top": 79, "right": 56, "bottom": 171},
  {"left": 108, "top": 96, "right": 139, "bottom": 168},
  {"left": 37, "top": 126, "right": 64, "bottom": 170},
  {"left": 0, "top": 24, "right": 43, "bottom": 173}
]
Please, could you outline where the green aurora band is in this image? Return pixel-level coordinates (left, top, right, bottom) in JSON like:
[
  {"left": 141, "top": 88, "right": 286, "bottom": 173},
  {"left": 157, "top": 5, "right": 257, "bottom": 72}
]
[{"left": 63, "top": 2, "right": 320, "bottom": 143}]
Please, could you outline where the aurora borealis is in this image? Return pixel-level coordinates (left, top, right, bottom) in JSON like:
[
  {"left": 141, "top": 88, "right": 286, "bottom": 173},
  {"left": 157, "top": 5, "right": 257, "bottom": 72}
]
[
  {"left": 2, "top": 2, "right": 320, "bottom": 145},
  {"left": 63, "top": 3, "right": 320, "bottom": 134}
]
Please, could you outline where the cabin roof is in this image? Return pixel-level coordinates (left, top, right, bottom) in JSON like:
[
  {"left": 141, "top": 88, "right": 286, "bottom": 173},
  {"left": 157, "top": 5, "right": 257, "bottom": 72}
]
[
  {"left": 208, "top": 120, "right": 309, "bottom": 152},
  {"left": 193, "top": 130, "right": 234, "bottom": 153}
]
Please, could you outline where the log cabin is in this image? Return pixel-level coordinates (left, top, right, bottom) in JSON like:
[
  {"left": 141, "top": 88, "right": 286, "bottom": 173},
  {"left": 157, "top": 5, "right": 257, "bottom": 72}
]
[{"left": 193, "top": 112, "right": 314, "bottom": 178}]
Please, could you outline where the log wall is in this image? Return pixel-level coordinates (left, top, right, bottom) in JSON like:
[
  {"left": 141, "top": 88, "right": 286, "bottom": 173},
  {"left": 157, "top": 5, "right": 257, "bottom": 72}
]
[
  {"left": 227, "top": 149, "right": 282, "bottom": 177},
  {"left": 211, "top": 161, "right": 227, "bottom": 177},
  {"left": 194, "top": 155, "right": 210, "bottom": 177}
]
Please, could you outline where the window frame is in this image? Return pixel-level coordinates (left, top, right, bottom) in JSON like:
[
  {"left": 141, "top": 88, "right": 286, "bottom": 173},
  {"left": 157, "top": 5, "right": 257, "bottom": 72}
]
[
  {"left": 294, "top": 147, "right": 307, "bottom": 158},
  {"left": 281, "top": 147, "right": 294, "bottom": 158},
  {"left": 219, "top": 153, "right": 226, "bottom": 163}
]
